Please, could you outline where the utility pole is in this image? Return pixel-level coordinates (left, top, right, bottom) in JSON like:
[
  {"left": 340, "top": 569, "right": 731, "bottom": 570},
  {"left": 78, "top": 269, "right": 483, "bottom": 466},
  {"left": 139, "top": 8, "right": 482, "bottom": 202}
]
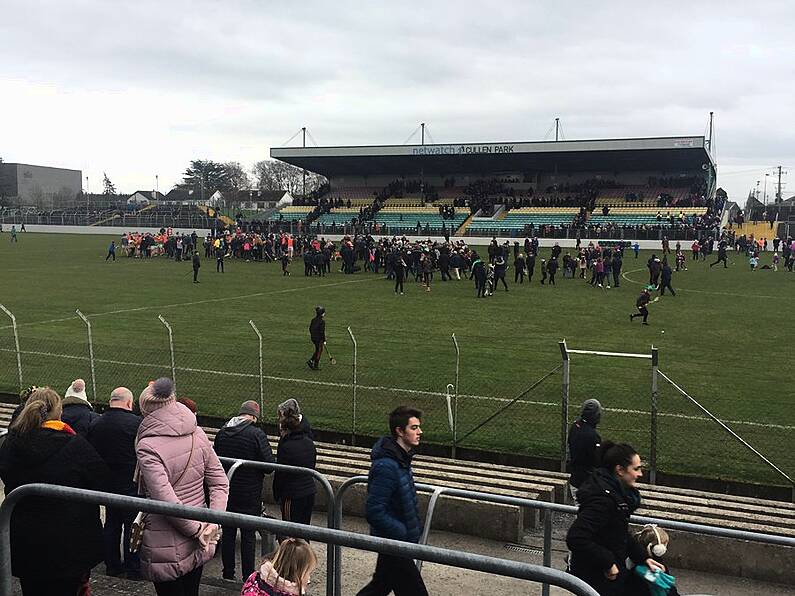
[
  {"left": 708, "top": 111, "right": 714, "bottom": 154},
  {"left": 86, "top": 176, "right": 89, "bottom": 212},
  {"left": 302, "top": 126, "right": 307, "bottom": 199},
  {"left": 555, "top": 117, "right": 560, "bottom": 142},
  {"left": 776, "top": 165, "right": 783, "bottom": 203},
  {"left": 764, "top": 173, "right": 768, "bottom": 207}
]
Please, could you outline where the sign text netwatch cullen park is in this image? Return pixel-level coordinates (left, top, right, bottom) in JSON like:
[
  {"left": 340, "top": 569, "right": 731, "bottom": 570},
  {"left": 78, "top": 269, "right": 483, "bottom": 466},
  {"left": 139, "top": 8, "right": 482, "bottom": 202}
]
[{"left": 411, "top": 144, "right": 516, "bottom": 155}]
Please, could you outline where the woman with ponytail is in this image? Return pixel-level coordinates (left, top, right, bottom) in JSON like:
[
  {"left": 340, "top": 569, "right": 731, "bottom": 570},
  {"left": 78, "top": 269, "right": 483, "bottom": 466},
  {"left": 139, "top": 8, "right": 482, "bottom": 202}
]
[
  {"left": 566, "top": 441, "right": 665, "bottom": 595},
  {"left": 0, "top": 387, "right": 109, "bottom": 595}
]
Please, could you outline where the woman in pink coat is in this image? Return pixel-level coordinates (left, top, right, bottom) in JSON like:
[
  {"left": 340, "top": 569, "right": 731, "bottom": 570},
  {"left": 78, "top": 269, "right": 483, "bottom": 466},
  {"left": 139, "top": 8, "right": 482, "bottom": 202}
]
[{"left": 136, "top": 378, "right": 229, "bottom": 595}]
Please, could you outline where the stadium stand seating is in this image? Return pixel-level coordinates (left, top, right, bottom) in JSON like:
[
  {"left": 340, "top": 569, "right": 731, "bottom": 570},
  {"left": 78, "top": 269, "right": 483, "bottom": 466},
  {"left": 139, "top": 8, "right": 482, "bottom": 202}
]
[{"left": 373, "top": 207, "right": 467, "bottom": 234}]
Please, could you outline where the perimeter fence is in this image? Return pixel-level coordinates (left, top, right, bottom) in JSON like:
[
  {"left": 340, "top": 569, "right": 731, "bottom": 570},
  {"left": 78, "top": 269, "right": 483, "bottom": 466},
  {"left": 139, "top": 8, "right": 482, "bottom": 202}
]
[{"left": 0, "top": 303, "right": 792, "bottom": 492}]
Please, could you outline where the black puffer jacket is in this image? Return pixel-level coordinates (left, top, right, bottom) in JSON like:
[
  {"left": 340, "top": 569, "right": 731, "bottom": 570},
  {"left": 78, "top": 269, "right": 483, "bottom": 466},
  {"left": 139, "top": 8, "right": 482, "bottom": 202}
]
[
  {"left": 566, "top": 468, "right": 644, "bottom": 595},
  {"left": 274, "top": 418, "right": 317, "bottom": 502},
  {"left": 0, "top": 425, "right": 109, "bottom": 579},
  {"left": 213, "top": 417, "right": 275, "bottom": 506},
  {"left": 61, "top": 398, "right": 100, "bottom": 436}
]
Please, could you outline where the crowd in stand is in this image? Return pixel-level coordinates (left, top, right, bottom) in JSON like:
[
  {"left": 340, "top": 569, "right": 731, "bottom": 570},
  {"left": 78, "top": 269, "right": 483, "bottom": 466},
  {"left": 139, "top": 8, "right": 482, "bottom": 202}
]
[{"left": 0, "top": 380, "right": 321, "bottom": 595}]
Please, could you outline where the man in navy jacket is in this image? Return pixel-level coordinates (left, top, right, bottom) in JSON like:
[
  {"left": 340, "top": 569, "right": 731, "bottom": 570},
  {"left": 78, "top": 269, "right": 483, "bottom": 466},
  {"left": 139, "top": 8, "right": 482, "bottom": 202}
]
[{"left": 357, "top": 406, "right": 427, "bottom": 596}]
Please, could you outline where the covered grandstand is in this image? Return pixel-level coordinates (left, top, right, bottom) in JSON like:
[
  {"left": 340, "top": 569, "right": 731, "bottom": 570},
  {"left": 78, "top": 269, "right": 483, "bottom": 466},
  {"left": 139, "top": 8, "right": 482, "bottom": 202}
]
[{"left": 268, "top": 136, "right": 721, "bottom": 240}]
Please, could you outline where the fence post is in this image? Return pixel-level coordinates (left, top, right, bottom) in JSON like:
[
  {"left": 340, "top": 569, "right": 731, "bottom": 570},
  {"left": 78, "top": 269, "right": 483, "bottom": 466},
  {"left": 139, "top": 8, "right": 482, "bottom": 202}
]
[
  {"left": 451, "top": 333, "right": 460, "bottom": 458},
  {"left": 158, "top": 315, "right": 177, "bottom": 392},
  {"left": 347, "top": 326, "right": 357, "bottom": 446},
  {"left": 75, "top": 310, "right": 97, "bottom": 401},
  {"left": 650, "top": 346, "right": 659, "bottom": 485},
  {"left": 0, "top": 304, "right": 23, "bottom": 392},
  {"left": 559, "top": 340, "right": 570, "bottom": 473},
  {"left": 249, "top": 320, "right": 264, "bottom": 416}
]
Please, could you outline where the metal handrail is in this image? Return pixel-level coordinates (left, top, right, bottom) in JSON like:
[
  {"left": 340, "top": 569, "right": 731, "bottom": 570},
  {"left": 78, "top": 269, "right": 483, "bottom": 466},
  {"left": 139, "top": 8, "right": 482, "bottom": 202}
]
[
  {"left": 0, "top": 483, "right": 599, "bottom": 596},
  {"left": 334, "top": 475, "right": 795, "bottom": 596},
  {"left": 218, "top": 456, "right": 336, "bottom": 596}
]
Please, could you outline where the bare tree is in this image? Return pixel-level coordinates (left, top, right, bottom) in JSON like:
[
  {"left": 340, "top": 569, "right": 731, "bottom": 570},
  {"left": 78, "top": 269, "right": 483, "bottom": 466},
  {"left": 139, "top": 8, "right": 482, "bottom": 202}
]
[{"left": 252, "top": 160, "right": 326, "bottom": 196}]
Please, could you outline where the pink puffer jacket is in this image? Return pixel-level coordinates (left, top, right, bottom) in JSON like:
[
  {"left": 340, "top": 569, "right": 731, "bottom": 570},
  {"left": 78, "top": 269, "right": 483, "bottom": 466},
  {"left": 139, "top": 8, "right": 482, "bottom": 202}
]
[{"left": 136, "top": 401, "right": 229, "bottom": 582}]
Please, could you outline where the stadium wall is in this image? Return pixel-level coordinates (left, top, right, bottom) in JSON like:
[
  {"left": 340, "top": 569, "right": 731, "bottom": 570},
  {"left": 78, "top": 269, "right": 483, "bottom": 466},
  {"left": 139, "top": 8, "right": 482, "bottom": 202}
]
[{"left": 13, "top": 225, "right": 702, "bottom": 249}]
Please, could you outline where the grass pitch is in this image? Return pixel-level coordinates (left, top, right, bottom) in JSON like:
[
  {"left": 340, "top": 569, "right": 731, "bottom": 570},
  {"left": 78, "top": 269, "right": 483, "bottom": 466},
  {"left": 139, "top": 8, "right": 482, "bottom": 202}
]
[{"left": 0, "top": 232, "right": 792, "bottom": 487}]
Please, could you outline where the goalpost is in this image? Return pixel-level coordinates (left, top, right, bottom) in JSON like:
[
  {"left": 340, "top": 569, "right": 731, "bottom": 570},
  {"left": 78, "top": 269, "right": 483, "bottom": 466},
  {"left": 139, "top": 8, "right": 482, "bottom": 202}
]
[{"left": 558, "top": 339, "right": 660, "bottom": 484}]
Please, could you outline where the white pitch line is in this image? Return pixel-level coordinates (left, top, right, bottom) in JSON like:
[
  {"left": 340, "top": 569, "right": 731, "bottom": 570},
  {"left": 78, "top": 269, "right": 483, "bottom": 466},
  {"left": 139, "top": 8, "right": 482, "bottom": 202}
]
[
  {"left": 0, "top": 276, "right": 378, "bottom": 330},
  {"left": 621, "top": 267, "right": 786, "bottom": 299},
  {"left": 2, "top": 347, "right": 792, "bottom": 432}
]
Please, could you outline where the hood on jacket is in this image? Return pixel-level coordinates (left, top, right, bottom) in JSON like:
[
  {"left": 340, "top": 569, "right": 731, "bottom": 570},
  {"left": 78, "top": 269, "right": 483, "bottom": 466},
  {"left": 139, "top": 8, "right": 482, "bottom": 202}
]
[
  {"left": 137, "top": 401, "right": 196, "bottom": 440},
  {"left": 221, "top": 416, "right": 254, "bottom": 435},
  {"left": 371, "top": 436, "right": 413, "bottom": 469},
  {"left": 0, "top": 427, "right": 72, "bottom": 470},
  {"left": 258, "top": 560, "right": 302, "bottom": 595},
  {"left": 62, "top": 395, "right": 94, "bottom": 410}
]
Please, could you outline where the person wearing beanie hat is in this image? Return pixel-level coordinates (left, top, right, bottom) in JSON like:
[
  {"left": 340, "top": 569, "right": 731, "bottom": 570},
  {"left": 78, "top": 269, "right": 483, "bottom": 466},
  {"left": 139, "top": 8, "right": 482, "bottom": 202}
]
[
  {"left": 567, "top": 399, "right": 603, "bottom": 500},
  {"left": 274, "top": 399, "right": 316, "bottom": 535},
  {"left": 134, "top": 378, "right": 228, "bottom": 592},
  {"left": 139, "top": 378, "right": 176, "bottom": 416},
  {"left": 62, "top": 378, "right": 99, "bottom": 436},
  {"left": 213, "top": 400, "right": 274, "bottom": 580}
]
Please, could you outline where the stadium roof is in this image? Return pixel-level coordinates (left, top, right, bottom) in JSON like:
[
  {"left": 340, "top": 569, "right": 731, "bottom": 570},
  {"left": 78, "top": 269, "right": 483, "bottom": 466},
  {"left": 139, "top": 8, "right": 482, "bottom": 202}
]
[{"left": 271, "top": 136, "right": 715, "bottom": 178}]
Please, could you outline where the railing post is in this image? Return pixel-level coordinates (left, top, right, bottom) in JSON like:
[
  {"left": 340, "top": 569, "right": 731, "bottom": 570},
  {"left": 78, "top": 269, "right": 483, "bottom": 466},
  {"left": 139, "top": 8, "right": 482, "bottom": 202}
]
[
  {"left": 347, "top": 326, "right": 357, "bottom": 446},
  {"left": 158, "top": 314, "right": 177, "bottom": 392},
  {"left": 542, "top": 505, "right": 553, "bottom": 596},
  {"left": 650, "top": 346, "right": 659, "bottom": 485},
  {"left": 0, "top": 304, "right": 23, "bottom": 391},
  {"left": 451, "top": 333, "right": 460, "bottom": 458},
  {"left": 249, "top": 320, "right": 264, "bottom": 415},
  {"left": 75, "top": 309, "right": 97, "bottom": 401},
  {"left": 559, "top": 340, "right": 570, "bottom": 473}
]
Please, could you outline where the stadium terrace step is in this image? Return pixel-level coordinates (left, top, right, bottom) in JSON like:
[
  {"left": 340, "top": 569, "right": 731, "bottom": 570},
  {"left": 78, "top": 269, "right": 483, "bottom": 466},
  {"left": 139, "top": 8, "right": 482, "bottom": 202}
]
[{"left": 454, "top": 212, "right": 476, "bottom": 236}]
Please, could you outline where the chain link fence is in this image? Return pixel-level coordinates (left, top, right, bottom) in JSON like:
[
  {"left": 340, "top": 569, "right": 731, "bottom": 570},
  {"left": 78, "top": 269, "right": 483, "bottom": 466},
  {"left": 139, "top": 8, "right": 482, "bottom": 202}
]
[{"left": 0, "top": 304, "right": 792, "bottom": 491}]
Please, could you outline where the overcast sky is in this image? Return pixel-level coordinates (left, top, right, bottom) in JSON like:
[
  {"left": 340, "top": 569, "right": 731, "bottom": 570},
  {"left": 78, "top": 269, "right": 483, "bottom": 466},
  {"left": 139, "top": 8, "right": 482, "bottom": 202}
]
[{"left": 1, "top": 0, "right": 793, "bottom": 203}]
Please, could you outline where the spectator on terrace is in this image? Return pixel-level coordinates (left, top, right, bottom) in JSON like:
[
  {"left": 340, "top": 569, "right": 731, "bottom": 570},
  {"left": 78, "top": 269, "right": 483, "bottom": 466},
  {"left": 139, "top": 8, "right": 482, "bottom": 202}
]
[
  {"left": 274, "top": 399, "right": 317, "bottom": 535},
  {"left": 61, "top": 378, "right": 100, "bottom": 436},
  {"left": 213, "top": 399, "right": 274, "bottom": 581},
  {"left": 87, "top": 387, "right": 143, "bottom": 578},
  {"left": 566, "top": 442, "right": 664, "bottom": 595},
  {"left": 135, "top": 378, "right": 229, "bottom": 595},
  {"left": 0, "top": 388, "right": 109, "bottom": 595}
]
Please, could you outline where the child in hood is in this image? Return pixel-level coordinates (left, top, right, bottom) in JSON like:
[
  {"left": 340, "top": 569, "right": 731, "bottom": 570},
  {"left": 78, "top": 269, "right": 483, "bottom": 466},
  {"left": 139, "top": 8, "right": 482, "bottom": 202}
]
[
  {"left": 627, "top": 525, "right": 680, "bottom": 595},
  {"left": 241, "top": 538, "right": 317, "bottom": 596}
]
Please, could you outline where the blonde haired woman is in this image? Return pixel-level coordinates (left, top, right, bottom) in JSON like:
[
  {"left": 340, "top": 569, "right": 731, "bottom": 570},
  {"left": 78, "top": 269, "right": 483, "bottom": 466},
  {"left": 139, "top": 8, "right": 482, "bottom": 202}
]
[{"left": 0, "top": 388, "right": 109, "bottom": 595}]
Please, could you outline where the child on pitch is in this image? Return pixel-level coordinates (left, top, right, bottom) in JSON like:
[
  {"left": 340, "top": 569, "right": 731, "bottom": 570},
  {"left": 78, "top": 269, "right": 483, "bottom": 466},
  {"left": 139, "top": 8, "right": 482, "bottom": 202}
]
[
  {"left": 749, "top": 254, "right": 759, "bottom": 271},
  {"left": 241, "top": 538, "right": 317, "bottom": 596},
  {"left": 626, "top": 525, "right": 680, "bottom": 595},
  {"left": 772, "top": 252, "right": 780, "bottom": 271}
]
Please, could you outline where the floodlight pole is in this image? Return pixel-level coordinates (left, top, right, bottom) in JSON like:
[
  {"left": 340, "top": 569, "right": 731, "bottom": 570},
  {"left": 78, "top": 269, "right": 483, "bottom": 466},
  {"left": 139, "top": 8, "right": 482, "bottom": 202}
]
[
  {"left": 249, "top": 320, "right": 264, "bottom": 416},
  {"left": 650, "top": 346, "right": 659, "bottom": 485},
  {"left": 0, "top": 304, "right": 22, "bottom": 391},
  {"left": 75, "top": 310, "right": 97, "bottom": 402},
  {"left": 559, "top": 340, "right": 570, "bottom": 473},
  {"left": 451, "top": 333, "right": 460, "bottom": 458},
  {"left": 555, "top": 117, "right": 560, "bottom": 142},
  {"left": 158, "top": 315, "right": 177, "bottom": 393},
  {"left": 347, "top": 327, "right": 358, "bottom": 446}
]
